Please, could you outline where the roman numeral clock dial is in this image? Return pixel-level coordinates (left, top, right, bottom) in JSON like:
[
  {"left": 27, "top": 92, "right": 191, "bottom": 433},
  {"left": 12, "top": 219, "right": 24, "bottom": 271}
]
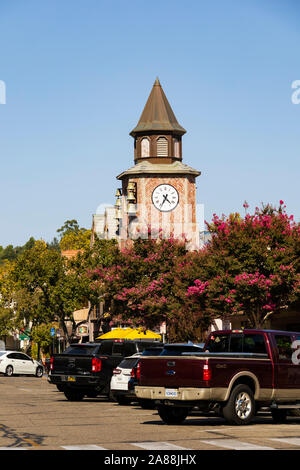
[{"left": 152, "top": 184, "right": 179, "bottom": 212}]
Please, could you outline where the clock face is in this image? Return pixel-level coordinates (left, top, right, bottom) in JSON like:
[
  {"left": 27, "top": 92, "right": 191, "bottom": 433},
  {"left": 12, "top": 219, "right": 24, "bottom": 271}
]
[{"left": 152, "top": 184, "right": 179, "bottom": 212}]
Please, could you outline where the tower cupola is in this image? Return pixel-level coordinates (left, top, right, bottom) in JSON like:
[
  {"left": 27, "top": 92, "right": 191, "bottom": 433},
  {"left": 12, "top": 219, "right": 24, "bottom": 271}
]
[{"left": 130, "top": 78, "right": 186, "bottom": 164}]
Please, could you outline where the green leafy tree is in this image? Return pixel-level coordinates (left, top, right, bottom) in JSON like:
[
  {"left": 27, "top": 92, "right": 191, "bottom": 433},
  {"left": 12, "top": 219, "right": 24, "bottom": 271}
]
[
  {"left": 11, "top": 240, "right": 87, "bottom": 346},
  {"left": 57, "top": 219, "right": 91, "bottom": 250}
]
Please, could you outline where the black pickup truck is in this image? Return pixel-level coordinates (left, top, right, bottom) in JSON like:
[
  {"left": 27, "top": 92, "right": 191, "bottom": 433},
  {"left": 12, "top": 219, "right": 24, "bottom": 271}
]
[{"left": 48, "top": 339, "right": 163, "bottom": 401}]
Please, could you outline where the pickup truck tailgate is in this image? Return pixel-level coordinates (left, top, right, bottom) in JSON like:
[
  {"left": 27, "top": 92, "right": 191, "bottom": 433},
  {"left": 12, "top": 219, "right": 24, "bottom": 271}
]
[
  {"left": 139, "top": 357, "right": 208, "bottom": 388},
  {"left": 52, "top": 355, "right": 94, "bottom": 375}
]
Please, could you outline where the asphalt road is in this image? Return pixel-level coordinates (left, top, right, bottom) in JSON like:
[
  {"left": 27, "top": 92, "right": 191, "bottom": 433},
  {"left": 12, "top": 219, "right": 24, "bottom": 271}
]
[{"left": 1, "top": 374, "right": 300, "bottom": 453}]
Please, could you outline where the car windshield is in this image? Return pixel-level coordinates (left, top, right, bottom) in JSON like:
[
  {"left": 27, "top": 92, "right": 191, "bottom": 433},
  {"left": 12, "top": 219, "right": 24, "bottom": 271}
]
[{"left": 0, "top": 352, "right": 6, "bottom": 357}]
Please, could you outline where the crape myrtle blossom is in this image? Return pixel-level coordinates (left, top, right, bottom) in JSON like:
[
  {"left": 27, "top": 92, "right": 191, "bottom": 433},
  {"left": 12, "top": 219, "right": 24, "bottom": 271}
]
[
  {"left": 89, "top": 202, "right": 299, "bottom": 338},
  {"left": 187, "top": 202, "right": 300, "bottom": 329}
]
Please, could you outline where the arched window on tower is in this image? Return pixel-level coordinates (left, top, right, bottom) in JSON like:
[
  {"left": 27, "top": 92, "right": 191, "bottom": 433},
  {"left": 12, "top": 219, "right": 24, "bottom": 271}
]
[
  {"left": 141, "top": 138, "right": 150, "bottom": 157},
  {"left": 157, "top": 137, "right": 168, "bottom": 157},
  {"left": 173, "top": 138, "right": 180, "bottom": 158}
]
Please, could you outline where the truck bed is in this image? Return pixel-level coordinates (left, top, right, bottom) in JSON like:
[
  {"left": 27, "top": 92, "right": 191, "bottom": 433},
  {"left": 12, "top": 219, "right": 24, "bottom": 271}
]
[{"left": 139, "top": 352, "right": 271, "bottom": 391}]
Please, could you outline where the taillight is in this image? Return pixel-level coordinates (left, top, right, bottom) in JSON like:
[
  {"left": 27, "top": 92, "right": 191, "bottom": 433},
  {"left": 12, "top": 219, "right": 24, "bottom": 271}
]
[
  {"left": 203, "top": 364, "right": 211, "bottom": 381},
  {"left": 50, "top": 357, "right": 54, "bottom": 371},
  {"left": 136, "top": 362, "right": 141, "bottom": 381},
  {"left": 130, "top": 368, "right": 136, "bottom": 379},
  {"left": 113, "top": 368, "right": 121, "bottom": 375},
  {"left": 92, "top": 357, "right": 102, "bottom": 372}
]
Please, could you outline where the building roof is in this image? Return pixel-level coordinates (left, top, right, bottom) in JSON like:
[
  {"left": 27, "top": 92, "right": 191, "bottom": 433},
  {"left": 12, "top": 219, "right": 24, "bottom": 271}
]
[
  {"left": 117, "top": 160, "right": 201, "bottom": 180},
  {"left": 130, "top": 78, "right": 186, "bottom": 137}
]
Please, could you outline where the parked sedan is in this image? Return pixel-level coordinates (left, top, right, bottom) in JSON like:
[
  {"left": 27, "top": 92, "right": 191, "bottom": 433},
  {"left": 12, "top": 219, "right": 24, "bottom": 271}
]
[{"left": 0, "top": 351, "right": 44, "bottom": 377}]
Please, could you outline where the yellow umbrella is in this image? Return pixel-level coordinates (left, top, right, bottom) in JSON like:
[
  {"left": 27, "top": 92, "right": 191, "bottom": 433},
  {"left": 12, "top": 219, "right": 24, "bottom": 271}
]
[
  {"left": 123, "top": 327, "right": 162, "bottom": 340},
  {"left": 96, "top": 328, "right": 134, "bottom": 340}
]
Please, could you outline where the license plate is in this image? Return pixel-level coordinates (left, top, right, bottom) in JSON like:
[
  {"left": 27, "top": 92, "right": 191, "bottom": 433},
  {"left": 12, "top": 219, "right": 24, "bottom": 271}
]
[
  {"left": 165, "top": 389, "right": 178, "bottom": 398},
  {"left": 67, "top": 376, "right": 76, "bottom": 382}
]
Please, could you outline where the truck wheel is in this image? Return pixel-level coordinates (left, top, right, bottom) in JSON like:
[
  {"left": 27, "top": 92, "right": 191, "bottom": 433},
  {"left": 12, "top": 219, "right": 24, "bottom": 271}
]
[
  {"left": 64, "top": 390, "right": 85, "bottom": 401},
  {"left": 157, "top": 405, "right": 188, "bottom": 425},
  {"left": 271, "top": 409, "right": 287, "bottom": 424},
  {"left": 222, "top": 384, "right": 255, "bottom": 425}
]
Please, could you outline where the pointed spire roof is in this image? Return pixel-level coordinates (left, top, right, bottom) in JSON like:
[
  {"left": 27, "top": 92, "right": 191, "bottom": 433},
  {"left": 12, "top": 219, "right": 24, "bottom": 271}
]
[{"left": 130, "top": 78, "right": 186, "bottom": 137}]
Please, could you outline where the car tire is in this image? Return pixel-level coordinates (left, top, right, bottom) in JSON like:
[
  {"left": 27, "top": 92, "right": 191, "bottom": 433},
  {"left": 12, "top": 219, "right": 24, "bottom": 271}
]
[
  {"left": 64, "top": 390, "right": 85, "bottom": 401},
  {"left": 5, "top": 365, "right": 13, "bottom": 377},
  {"left": 157, "top": 405, "right": 189, "bottom": 425},
  {"left": 222, "top": 384, "right": 255, "bottom": 425},
  {"left": 35, "top": 367, "right": 43, "bottom": 378},
  {"left": 271, "top": 409, "right": 287, "bottom": 424}
]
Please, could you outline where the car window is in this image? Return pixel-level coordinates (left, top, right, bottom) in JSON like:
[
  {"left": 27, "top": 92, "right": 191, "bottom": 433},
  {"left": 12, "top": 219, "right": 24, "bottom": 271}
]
[
  {"left": 62, "top": 345, "right": 99, "bottom": 356},
  {"left": 6, "top": 353, "right": 18, "bottom": 359},
  {"left": 207, "top": 334, "right": 230, "bottom": 353},
  {"left": 160, "top": 345, "right": 203, "bottom": 356},
  {"left": 229, "top": 334, "right": 244, "bottom": 352},
  {"left": 243, "top": 334, "right": 267, "bottom": 354},
  {"left": 118, "top": 358, "right": 139, "bottom": 369},
  {"left": 124, "top": 343, "right": 135, "bottom": 357},
  {"left": 207, "top": 333, "right": 267, "bottom": 354},
  {"left": 112, "top": 343, "right": 124, "bottom": 356},
  {"left": 99, "top": 341, "right": 113, "bottom": 355},
  {"left": 142, "top": 348, "right": 164, "bottom": 356},
  {"left": 275, "top": 335, "right": 293, "bottom": 361},
  {"left": 136, "top": 342, "right": 163, "bottom": 353},
  {"left": 17, "top": 353, "right": 31, "bottom": 361}
]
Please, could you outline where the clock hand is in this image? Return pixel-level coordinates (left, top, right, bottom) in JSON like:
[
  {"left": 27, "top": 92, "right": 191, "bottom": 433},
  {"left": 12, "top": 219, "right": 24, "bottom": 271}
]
[{"left": 160, "top": 194, "right": 168, "bottom": 208}]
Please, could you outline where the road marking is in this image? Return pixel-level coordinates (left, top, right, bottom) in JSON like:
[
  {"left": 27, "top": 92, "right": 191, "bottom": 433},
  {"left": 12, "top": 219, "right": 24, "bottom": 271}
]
[
  {"left": 269, "top": 438, "right": 300, "bottom": 447},
  {"left": 200, "top": 439, "right": 275, "bottom": 450},
  {"left": 62, "top": 444, "right": 107, "bottom": 450},
  {"left": 132, "top": 442, "right": 190, "bottom": 450},
  {"left": 0, "top": 447, "right": 28, "bottom": 450}
]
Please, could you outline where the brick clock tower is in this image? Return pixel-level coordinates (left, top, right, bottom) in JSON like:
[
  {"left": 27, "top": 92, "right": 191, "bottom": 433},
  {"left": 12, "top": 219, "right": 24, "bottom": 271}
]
[{"left": 115, "top": 78, "right": 201, "bottom": 250}]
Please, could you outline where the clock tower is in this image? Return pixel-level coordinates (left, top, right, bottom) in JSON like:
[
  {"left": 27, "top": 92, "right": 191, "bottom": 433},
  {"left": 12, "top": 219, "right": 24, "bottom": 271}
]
[{"left": 115, "top": 78, "right": 201, "bottom": 249}]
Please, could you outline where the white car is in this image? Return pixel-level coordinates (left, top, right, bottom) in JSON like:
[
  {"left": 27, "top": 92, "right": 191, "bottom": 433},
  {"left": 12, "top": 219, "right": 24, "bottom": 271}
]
[
  {"left": 110, "top": 354, "right": 141, "bottom": 405},
  {"left": 0, "top": 351, "right": 44, "bottom": 377},
  {"left": 111, "top": 346, "right": 164, "bottom": 406}
]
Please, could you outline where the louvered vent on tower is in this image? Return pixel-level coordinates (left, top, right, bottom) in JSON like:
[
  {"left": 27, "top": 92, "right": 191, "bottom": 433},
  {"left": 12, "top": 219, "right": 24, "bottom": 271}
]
[{"left": 157, "top": 137, "right": 168, "bottom": 156}]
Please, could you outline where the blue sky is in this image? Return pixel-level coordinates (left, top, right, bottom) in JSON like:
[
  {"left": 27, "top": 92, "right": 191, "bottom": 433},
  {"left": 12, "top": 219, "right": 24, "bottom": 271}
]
[{"left": 0, "top": 0, "right": 299, "bottom": 246}]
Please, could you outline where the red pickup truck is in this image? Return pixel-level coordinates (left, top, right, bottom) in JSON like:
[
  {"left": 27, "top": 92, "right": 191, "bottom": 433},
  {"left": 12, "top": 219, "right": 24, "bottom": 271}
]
[{"left": 135, "top": 329, "right": 300, "bottom": 426}]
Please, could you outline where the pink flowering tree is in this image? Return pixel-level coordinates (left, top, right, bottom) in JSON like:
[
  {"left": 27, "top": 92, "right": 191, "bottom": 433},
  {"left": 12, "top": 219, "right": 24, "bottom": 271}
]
[
  {"left": 89, "top": 237, "right": 212, "bottom": 341},
  {"left": 187, "top": 202, "right": 300, "bottom": 328}
]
